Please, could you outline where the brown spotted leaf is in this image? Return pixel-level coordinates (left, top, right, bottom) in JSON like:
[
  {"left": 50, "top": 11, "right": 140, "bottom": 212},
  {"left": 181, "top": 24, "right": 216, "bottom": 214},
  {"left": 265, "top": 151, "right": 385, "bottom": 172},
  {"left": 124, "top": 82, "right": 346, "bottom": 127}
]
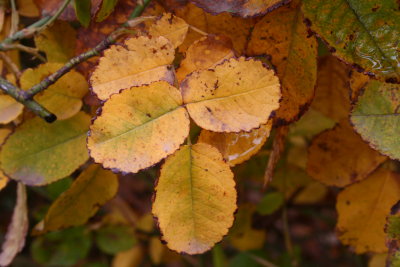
[
  {"left": 87, "top": 81, "right": 190, "bottom": 174},
  {"left": 247, "top": 0, "right": 317, "bottom": 124},
  {"left": 181, "top": 57, "right": 281, "bottom": 132},
  {"left": 90, "top": 36, "right": 175, "bottom": 100}
]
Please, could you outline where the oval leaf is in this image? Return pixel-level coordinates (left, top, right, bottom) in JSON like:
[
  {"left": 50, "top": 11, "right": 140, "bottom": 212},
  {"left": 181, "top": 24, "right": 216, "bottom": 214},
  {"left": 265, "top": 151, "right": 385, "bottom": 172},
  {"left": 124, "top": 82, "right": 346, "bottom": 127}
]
[
  {"left": 247, "top": 0, "right": 317, "bottom": 124},
  {"left": 350, "top": 80, "right": 400, "bottom": 160},
  {"left": 302, "top": 0, "right": 400, "bottom": 83},
  {"left": 90, "top": 36, "right": 175, "bottom": 100},
  {"left": 35, "top": 164, "right": 118, "bottom": 234},
  {"left": 0, "top": 112, "right": 90, "bottom": 186},
  {"left": 181, "top": 57, "right": 280, "bottom": 132},
  {"left": 198, "top": 121, "right": 272, "bottom": 166},
  {"left": 88, "top": 81, "right": 190, "bottom": 174},
  {"left": 152, "top": 143, "right": 237, "bottom": 254}
]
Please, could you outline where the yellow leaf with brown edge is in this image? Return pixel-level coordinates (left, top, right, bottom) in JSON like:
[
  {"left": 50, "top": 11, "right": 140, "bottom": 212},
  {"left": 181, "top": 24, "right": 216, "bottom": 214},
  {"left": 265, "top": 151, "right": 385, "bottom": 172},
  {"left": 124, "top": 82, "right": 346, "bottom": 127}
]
[
  {"left": 90, "top": 36, "right": 175, "bottom": 100},
  {"left": 0, "top": 128, "right": 11, "bottom": 191},
  {"left": 148, "top": 13, "right": 189, "bottom": 48},
  {"left": 181, "top": 57, "right": 280, "bottom": 132},
  {"left": 33, "top": 164, "right": 118, "bottom": 235},
  {"left": 349, "top": 71, "right": 371, "bottom": 103},
  {"left": 20, "top": 63, "right": 88, "bottom": 120},
  {"left": 191, "top": 0, "right": 289, "bottom": 17},
  {"left": 152, "top": 143, "right": 237, "bottom": 254},
  {"left": 88, "top": 81, "right": 190, "bottom": 174},
  {"left": 174, "top": 3, "right": 255, "bottom": 54},
  {"left": 198, "top": 121, "right": 272, "bottom": 166},
  {"left": 176, "top": 34, "right": 234, "bottom": 83},
  {"left": 34, "top": 20, "right": 76, "bottom": 63},
  {"left": 0, "top": 95, "right": 23, "bottom": 124},
  {"left": 247, "top": 0, "right": 317, "bottom": 124},
  {"left": 229, "top": 205, "right": 266, "bottom": 251},
  {"left": 312, "top": 56, "right": 352, "bottom": 123},
  {"left": 307, "top": 121, "right": 386, "bottom": 187},
  {"left": 337, "top": 168, "right": 400, "bottom": 253}
]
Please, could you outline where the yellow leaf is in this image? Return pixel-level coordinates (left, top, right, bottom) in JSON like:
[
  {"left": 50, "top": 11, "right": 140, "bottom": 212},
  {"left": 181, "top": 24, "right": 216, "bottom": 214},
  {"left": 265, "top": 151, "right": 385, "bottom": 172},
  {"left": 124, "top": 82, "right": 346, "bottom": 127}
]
[
  {"left": 34, "top": 20, "right": 76, "bottom": 63},
  {"left": 0, "top": 128, "right": 11, "bottom": 191},
  {"left": 35, "top": 164, "right": 118, "bottom": 234},
  {"left": 312, "top": 56, "right": 352, "bottom": 123},
  {"left": 176, "top": 34, "right": 234, "bottom": 83},
  {"left": 229, "top": 205, "right": 266, "bottom": 251},
  {"left": 247, "top": 0, "right": 317, "bottom": 124},
  {"left": 17, "top": 0, "right": 40, "bottom": 17},
  {"left": 152, "top": 143, "right": 237, "bottom": 254},
  {"left": 198, "top": 121, "right": 272, "bottom": 166},
  {"left": 88, "top": 81, "right": 190, "bottom": 174},
  {"left": 90, "top": 36, "right": 175, "bottom": 100},
  {"left": 337, "top": 168, "right": 400, "bottom": 253},
  {"left": 149, "top": 237, "right": 164, "bottom": 265},
  {"left": 175, "top": 3, "right": 255, "bottom": 54},
  {"left": 0, "top": 112, "right": 90, "bottom": 186},
  {"left": 369, "top": 253, "right": 387, "bottom": 267},
  {"left": 112, "top": 246, "right": 144, "bottom": 267},
  {"left": 20, "top": 63, "right": 88, "bottom": 120},
  {"left": 349, "top": 71, "right": 371, "bottom": 103},
  {"left": 148, "top": 13, "right": 189, "bottom": 48},
  {"left": 293, "top": 182, "right": 327, "bottom": 205},
  {"left": 0, "top": 95, "right": 23, "bottom": 124},
  {"left": 181, "top": 57, "right": 280, "bottom": 132},
  {"left": 307, "top": 122, "right": 386, "bottom": 187}
]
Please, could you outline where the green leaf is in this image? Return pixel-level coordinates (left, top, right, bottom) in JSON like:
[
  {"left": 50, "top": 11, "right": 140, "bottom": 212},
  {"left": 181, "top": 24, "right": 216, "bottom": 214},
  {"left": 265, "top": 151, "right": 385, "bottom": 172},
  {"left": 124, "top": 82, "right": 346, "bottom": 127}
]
[
  {"left": 0, "top": 112, "right": 90, "bottom": 186},
  {"left": 302, "top": 0, "right": 400, "bottom": 83},
  {"left": 350, "top": 80, "right": 400, "bottom": 160},
  {"left": 256, "top": 192, "right": 284, "bottom": 215},
  {"left": 31, "top": 227, "right": 91, "bottom": 267},
  {"left": 74, "top": 0, "right": 91, "bottom": 27},
  {"left": 96, "top": 0, "right": 118, "bottom": 22},
  {"left": 95, "top": 224, "right": 136, "bottom": 254}
]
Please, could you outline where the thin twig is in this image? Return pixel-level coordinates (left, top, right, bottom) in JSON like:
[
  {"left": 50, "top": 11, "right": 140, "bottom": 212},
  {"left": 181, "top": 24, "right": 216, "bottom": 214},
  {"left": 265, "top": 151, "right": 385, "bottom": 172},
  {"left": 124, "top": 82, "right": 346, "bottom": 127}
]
[
  {"left": 263, "top": 126, "right": 289, "bottom": 188},
  {"left": 9, "top": 0, "right": 18, "bottom": 36},
  {"left": 7, "top": 44, "right": 46, "bottom": 61},
  {"left": 282, "top": 205, "right": 298, "bottom": 267},
  {"left": 0, "top": 52, "right": 21, "bottom": 78},
  {"left": 189, "top": 25, "right": 208, "bottom": 36},
  {"left": 37, "top": 0, "right": 72, "bottom": 32},
  {"left": 0, "top": 77, "right": 56, "bottom": 122}
]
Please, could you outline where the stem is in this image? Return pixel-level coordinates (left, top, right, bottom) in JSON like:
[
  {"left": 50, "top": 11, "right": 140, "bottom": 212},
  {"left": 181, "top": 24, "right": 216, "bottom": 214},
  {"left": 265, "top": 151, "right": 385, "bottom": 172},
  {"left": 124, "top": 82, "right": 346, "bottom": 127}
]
[
  {"left": 127, "top": 0, "right": 152, "bottom": 21},
  {"left": 0, "top": 52, "right": 21, "bottom": 78},
  {"left": 0, "top": 77, "right": 56, "bottom": 122},
  {"left": 38, "top": 0, "right": 72, "bottom": 31}
]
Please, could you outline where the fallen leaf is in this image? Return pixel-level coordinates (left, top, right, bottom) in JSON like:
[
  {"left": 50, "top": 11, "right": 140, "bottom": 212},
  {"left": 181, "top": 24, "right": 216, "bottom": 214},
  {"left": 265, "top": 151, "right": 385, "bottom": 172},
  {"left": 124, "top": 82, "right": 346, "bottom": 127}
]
[
  {"left": 90, "top": 36, "right": 175, "bottom": 100},
  {"left": 337, "top": 168, "right": 400, "bottom": 253},
  {"left": 386, "top": 201, "right": 400, "bottom": 265},
  {"left": 307, "top": 122, "right": 386, "bottom": 187},
  {"left": 176, "top": 34, "right": 234, "bottom": 83},
  {"left": 247, "top": 0, "right": 317, "bottom": 124},
  {"left": 152, "top": 143, "right": 237, "bottom": 254},
  {"left": 112, "top": 246, "right": 144, "bottom": 267},
  {"left": 0, "top": 128, "right": 11, "bottom": 191},
  {"left": 88, "top": 81, "right": 190, "bottom": 174},
  {"left": 293, "top": 181, "right": 327, "bottom": 204},
  {"left": 302, "top": 0, "right": 400, "bottom": 83},
  {"left": 0, "top": 112, "right": 90, "bottom": 186},
  {"left": 0, "top": 183, "right": 28, "bottom": 266},
  {"left": 35, "top": 164, "right": 118, "bottom": 234},
  {"left": 21, "top": 63, "right": 88, "bottom": 120},
  {"left": 350, "top": 80, "right": 400, "bottom": 160},
  {"left": 181, "top": 57, "right": 280, "bottom": 132},
  {"left": 148, "top": 13, "right": 189, "bottom": 48},
  {"left": 0, "top": 95, "right": 23, "bottom": 124},
  {"left": 17, "top": 0, "right": 40, "bottom": 17},
  {"left": 198, "top": 121, "right": 272, "bottom": 166}
]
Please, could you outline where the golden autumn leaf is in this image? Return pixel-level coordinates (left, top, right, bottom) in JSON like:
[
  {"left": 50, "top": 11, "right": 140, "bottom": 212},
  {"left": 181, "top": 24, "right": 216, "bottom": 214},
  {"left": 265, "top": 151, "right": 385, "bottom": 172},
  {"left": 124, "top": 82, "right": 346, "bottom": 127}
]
[
  {"left": 337, "top": 168, "right": 400, "bottom": 253},
  {"left": 198, "top": 121, "right": 272, "bottom": 166},
  {"left": 181, "top": 57, "right": 280, "bottom": 132},
  {"left": 311, "top": 56, "right": 352, "bottom": 122},
  {"left": 20, "top": 63, "right": 88, "bottom": 120},
  {"left": 17, "top": 0, "right": 40, "bottom": 17},
  {"left": 153, "top": 143, "right": 236, "bottom": 254},
  {"left": 176, "top": 34, "right": 234, "bottom": 83},
  {"left": 34, "top": 20, "right": 76, "bottom": 63},
  {"left": 148, "top": 13, "right": 189, "bottom": 48},
  {"left": 0, "top": 95, "right": 23, "bottom": 124},
  {"left": 88, "top": 81, "right": 190, "bottom": 174},
  {"left": 349, "top": 71, "right": 371, "bottom": 103},
  {"left": 307, "top": 122, "right": 386, "bottom": 187},
  {"left": 247, "top": 0, "right": 317, "bottom": 124},
  {"left": 90, "top": 36, "right": 175, "bottom": 100},
  {"left": 34, "top": 164, "right": 118, "bottom": 234},
  {"left": 174, "top": 3, "right": 255, "bottom": 54},
  {"left": 0, "top": 112, "right": 90, "bottom": 186},
  {"left": 0, "top": 128, "right": 11, "bottom": 191}
]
